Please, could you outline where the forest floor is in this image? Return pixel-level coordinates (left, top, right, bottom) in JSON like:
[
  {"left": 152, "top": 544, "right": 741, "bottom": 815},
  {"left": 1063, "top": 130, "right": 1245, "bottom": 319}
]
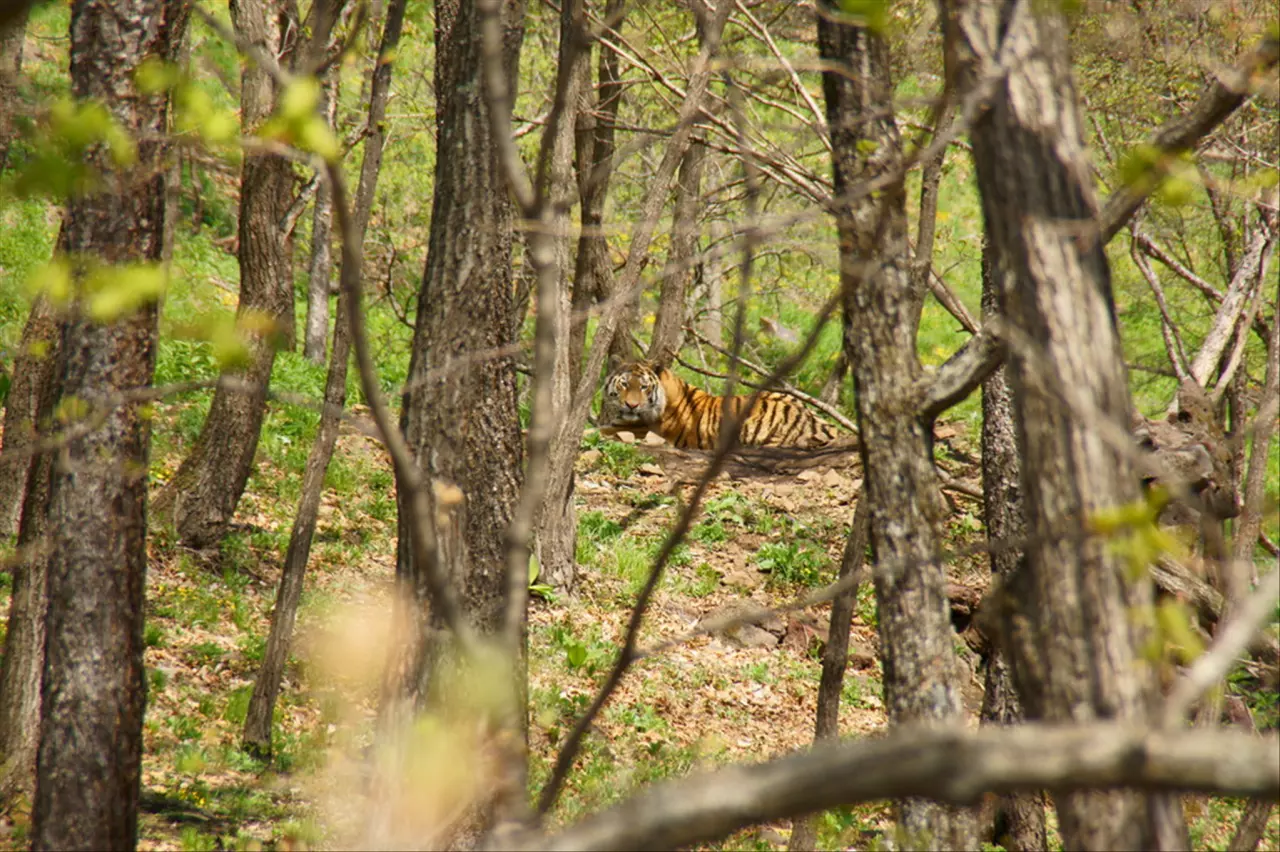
[{"left": 0, "top": 405, "right": 1275, "bottom": 851}]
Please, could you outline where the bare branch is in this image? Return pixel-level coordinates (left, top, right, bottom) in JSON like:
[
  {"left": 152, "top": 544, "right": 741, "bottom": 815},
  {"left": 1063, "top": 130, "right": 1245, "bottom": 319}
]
[
  {"left": 517, "top": 724, "right": 1280, "bottom": 851},
  {"left": 1097, "top": 32, "right": 1280, "bottom": 243},
  {"left": 1163, "top": 567, "right": 1280, "bottom": 727}
]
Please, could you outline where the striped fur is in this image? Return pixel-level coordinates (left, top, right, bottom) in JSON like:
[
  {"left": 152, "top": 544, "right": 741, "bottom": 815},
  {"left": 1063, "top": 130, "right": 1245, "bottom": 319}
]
[{"left": 600, "top": 360, "right": 839, "bottom": 450}]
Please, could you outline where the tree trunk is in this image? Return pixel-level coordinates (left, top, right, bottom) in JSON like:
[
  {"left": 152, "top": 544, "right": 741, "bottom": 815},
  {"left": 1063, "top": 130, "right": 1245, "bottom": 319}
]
[
  {"left": 0, "top": 3, "right": 28, "bottom": 168},
  {"left": 788, "top": 497, "right": 870, "bottom": 852},
  {"left": 303, "top": 71, "right": 339, "bottom": 363},
  {"left": 242, "top": 0, "right": 407, "bottom": 759},
  {"left": 942, "top": 1, "right": 1171, "bottom": 847},
  {"left": 648, "top": 136, "right": 706, "bottom": 361},
  {"left": 0, "top": 298, "right": 57, "bottom": 537},
  {"left": 0, "top": 302, "right": 60, "bottom": 808},
  {"left": 569, "top": 0, "right": 627, "bottom": 381},
  {"left": 397, "top": 0, "right": 525, "bottom": 659},
  {"left": 818, "top": 6, "right": 977, "bottom": 848},
  {"left": 977, "top": 244, "right": 1046, "bottom": 852},
  {"left": 153, "top": 0, "right": 298, "bottom": 550},
  {"left": 32, "top": 0, "right": 182, "bottom": 846}
]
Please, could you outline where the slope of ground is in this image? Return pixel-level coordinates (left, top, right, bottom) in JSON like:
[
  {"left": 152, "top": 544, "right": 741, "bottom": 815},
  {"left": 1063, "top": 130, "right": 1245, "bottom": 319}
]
[{"left": 0, "top": 405, "right": 1275, "bottom": 851}]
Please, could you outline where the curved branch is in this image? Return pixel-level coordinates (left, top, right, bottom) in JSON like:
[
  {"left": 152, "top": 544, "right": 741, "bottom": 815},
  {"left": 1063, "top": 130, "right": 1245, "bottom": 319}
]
[{"left": 518, "top": 724, "right": 1279, "bottom": 852}]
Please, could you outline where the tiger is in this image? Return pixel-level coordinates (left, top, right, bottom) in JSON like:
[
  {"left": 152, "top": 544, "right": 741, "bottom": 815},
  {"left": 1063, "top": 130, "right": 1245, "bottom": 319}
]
[{"left": 599, "top": 359, "right": 840, "bottom": 450}]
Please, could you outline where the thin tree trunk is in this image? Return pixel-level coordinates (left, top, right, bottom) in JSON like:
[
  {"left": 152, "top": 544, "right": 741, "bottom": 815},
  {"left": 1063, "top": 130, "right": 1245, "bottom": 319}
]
[
  {"left": 569, "top": 0, "right": 627, "bottom": 381},
  {"left": 152, "top": 0, "right": 298, "bottom": 550},
  {"left": 819, "top": 5, "right": 977, "bottom": 847},
  {"left": 0, "top": 298, "right": 57, "bottom": 537},
  {"left": 942, "top": 1, "right": 1173, "bottom": 847},
  {"left": 977, "top": 243, "right": 1046, "bottom": 852},
  {"left": 648, "top": 136, "right": 706, "bottom": 361},
  {"left": 0, "top": 303, "right": 60, "bottom": 807},
  {"left": 787, "top": 497, "right": 870, "bottom": 852},
  {"left": 33, "top": 0, "right": 182, "bottom": 845},
  {"left": 242, "top": 0, "right": 406, "bottom": 758},
  {"left": 303, "top": 71, "right": 339, "bottom": 363},
  {"left": 0, "top": 3, "right": 28, "bottom": 169}
]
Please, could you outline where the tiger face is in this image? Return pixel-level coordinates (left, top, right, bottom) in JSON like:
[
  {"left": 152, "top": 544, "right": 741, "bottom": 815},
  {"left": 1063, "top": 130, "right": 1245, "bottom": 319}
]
[{"left": 600, "top": 360, "right": 667, "bottom": 430}]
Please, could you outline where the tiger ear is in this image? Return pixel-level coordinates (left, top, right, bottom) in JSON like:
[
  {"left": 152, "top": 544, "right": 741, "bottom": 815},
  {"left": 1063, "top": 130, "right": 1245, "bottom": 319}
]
[{"left": 607, "top": 353, "right": 623, "bottom": 374}]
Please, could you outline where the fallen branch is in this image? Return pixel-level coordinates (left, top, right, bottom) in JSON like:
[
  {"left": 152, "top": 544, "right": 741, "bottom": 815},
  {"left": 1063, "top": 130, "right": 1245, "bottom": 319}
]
[{"left": 515, "top": 724, "right": 1280, "bottom": 851}]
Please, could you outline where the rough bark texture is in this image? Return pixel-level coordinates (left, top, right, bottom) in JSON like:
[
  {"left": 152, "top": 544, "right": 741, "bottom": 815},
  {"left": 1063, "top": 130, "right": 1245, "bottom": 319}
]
[
  {"left": 0, "top": 298, "right": 56, "bottom": 537},
  {"left": 243, "top": 0, "right": 405, "bottom": 763},
  {"left": 154, "top": 0, "right": 298, "bottom": 550},
  {"left": 819, "top": 5, "right": 977, "bottom": 847},
  {"left": 569, "top": 0, "right": 628, "bottom": 381},
  {"left": 648, "top": 137, "right": 706, "bottom": 362},
  {"left": 303, "top": 71, "right": 338, "bottom": 364},
  {"left": 0, "top": 3, "right": 28, "bottom": 168},
  {"left": 976, "top": 245, "right": 1046, "bottom": 852},
  {"left": 942, "top": 1, "right": 1167, "bottom": 847},
  {"left": 32, "top": 0, "right": 180, "bottom": 847},
  {"left": 528, "top": 0, "right": 591, "bottom": 593},
  {"left": 397, "top": 0, "right": 525, "bottom": 641},
  {"left": 0, "top": 301, "right": 60, "bottom": 807}
]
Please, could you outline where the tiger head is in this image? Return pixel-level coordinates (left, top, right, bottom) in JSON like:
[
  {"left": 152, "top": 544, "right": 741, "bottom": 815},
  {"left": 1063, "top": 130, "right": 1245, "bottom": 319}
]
[{"left": 600, "top": 359, "right": 667, "bottom": 430}]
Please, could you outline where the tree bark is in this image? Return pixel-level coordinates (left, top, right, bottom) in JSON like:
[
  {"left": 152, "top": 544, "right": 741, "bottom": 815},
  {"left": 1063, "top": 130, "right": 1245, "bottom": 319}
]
[
  {"left": 243, "top": 0, "right": 407, "bottom": 759},
  {"left": 787, "top": 497, "right": 869, "bottom": 852},
  {"left": 153, "top": 0, "right": 298, "bottom": 550},
  {"left": 396, "top": 0, "right": 525, "bottom": 663},
  {"left": 569, "top": 0, "right": 628, "bottom": 382},
  {"left": 0, "top": 302, "right": 60, "bottom": 808},
  {"left": 819, "top": 4, "right": 977, "bottom": 847},
  {"left": 648, "top": 137, "right": 706, "bottom": 362},
  {"left": 303, "top": 71, "right": 339, "bottom": 363},
  {"left": 0, "top": 2, "right": 28, "bottom": 168},
  {"left": 942, "top": 1, "right": 1172, "bottom": 847},
  {"left": 0, "top": 298, "right": 57, "bottom": 537},
  {"left": 31, "top": 0, "right": 182, "bottom": 846},
  {"left": 976, "top": 244, "right": 1046, "bottom": 852}
]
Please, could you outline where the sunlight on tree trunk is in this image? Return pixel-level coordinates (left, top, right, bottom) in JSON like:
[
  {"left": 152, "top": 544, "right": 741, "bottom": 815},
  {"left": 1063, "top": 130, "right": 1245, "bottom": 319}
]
[
  {"left": 152, "top": 0, "right": 298, "bottom": 551},
  {"left": 32, "top": 0, "right": 184, "bottom": 846},
  {"left": 819, "top": 3, "right": 978, "bottom": 846},
  {"left": 942, "top": 0, "right": 1177, "bottom": 846}
]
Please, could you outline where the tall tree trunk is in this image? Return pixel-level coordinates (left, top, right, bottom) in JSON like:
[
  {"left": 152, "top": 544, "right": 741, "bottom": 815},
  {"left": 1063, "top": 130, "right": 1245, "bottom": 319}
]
[
  {"left": 0, "top": 2, "right": 28, "bottom": 168},
  {"left": 529, "top": 0, "right": 592, "bottom": 593},
  {"left": 818, "top": 5, "right": 977, "bottom": 848},
  {"left": 303, "top": 70, "right": 339, "bottom": 363},
  {"left": 32, "top": 0, "right": 182, "bottom": 846},
  {"left": 396, "top": 0, "right": 525, "bottom": 669},
  {"left": 153, "top": 0, "right": 298, "bottom": 550},
  {"left": 976, "top": 242, "right": 1046, "bottom": 852},
  {"left": 242, "top": 0, "right": 407, "bottom": 759},
  {"left": 648, "top": 136, "right": 706, "bottom": 361},
  {"left": 0, "top": 301, "right": 60, "bottom": 808},
  {"left": 942, "top": 1, "right": 1172, "bottom": 847},
  {"left": 569, "top": 0, "right": 627, "bottom": 381},
  {"left": 0, "top": 298, "right": 56, "bottom": 537},
  {"left": 787, "top": 498, "right": 870, "bottom": 852}
]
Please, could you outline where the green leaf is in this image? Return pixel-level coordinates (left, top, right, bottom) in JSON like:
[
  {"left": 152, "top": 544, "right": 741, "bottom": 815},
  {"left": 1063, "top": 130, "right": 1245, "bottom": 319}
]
[
  {"left": 279, "top": 77, "right": 322, "bottom": 122},
  {"left": 835, "top": 0, "right": 890, "bottom": 33},
  {"left": 85, "top": 263, "right": 167, "bottom": 322},
  {"left": 528, "top": 554, "right": 540, "bottom": 585},
  {"left": 134, "top": 57, "right": 182, "bottom": 95},
  {"left": 565, "top": 642, "right": 588, "bottom": 670},
  {"left": 25, "top": 259, "right": 74, "bottom": 306}
]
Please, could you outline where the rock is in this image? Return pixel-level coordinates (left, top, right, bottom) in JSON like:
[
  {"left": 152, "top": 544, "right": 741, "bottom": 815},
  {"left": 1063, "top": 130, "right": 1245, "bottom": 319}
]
[
  {"left": 721, "top": 567, "right": 764, "bottom": 590},
  {"left": 579, "top": 449, "right": 602, "bottom": 467},
  {"left": 642, "top": 431, "right": 667, "bottom": 446},
  {"left": 637, "top": 463, "right": 665, "bottom": 477},
  {"left": 616, "top": 430, "right": 637, "bottom": 444},
  {"left": 725, "top": 623, "right": 779, "bottom": 649}
]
